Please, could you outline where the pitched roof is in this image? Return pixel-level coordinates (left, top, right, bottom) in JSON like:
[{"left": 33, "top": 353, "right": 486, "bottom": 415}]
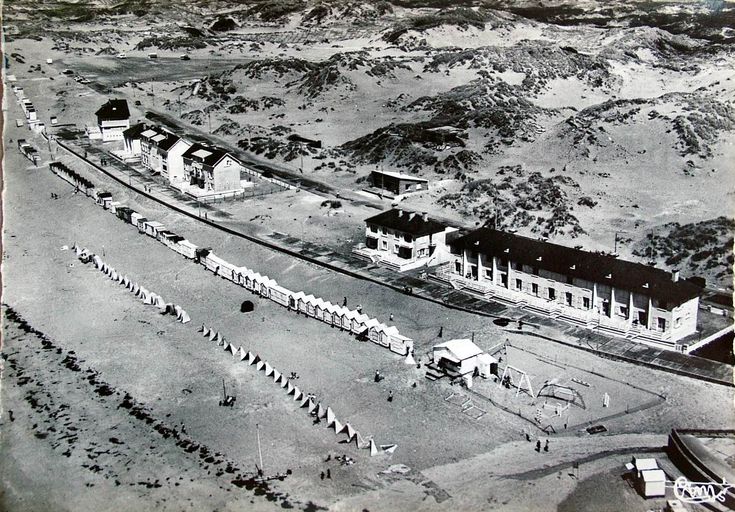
[
  {"left": 95, "top": 99, "right": 130, "bottom": 121},
  {"left": 156, "top": 133, "right": 181, "bottom": 151},
  {"left": 122, "top": 122, "right": 147, "bottom": 139},
  {"left": 450, "top": 228, "right": 703, "bottom": 304},
  {"left": 365, "top": 208, "right": 448, "bottom": 237},
  {"left": 434, "top": 339, "right": 484, "bottom": 361},
  {"left": 182, "top": 143, "right": 230, "bottom": 166}
]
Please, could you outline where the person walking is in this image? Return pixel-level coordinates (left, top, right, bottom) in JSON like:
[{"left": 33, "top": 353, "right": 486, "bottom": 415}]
[
  {"left": 544, "top": 439, "right": 549, "bottom": 453},
  {"left": 535, "top": 440, "right": 541, "bottom": 452},
  {"left": 387, "top": 390, "right": 394, "bottom": 402}
]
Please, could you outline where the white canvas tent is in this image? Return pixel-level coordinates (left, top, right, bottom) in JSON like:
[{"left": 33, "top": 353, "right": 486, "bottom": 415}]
[{"left": 326, "top": 407, "right": 336, "bottom": 426}]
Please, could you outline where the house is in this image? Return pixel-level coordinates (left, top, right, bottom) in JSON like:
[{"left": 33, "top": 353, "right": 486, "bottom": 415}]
[
  {"left": 122, "top": 123, "right": 147, "bottom": 157},
  {"left": 430, "top": 339, "right": 497, "bottom": 387},
  {"left": 352, "top": 208, "right": 458, "bottom": 272},
  {"left": 139, "top": 127, "right": 192, "bottom": 185},
  {"left": 181, "top": 143, "right": 243, "bottom": 196},
  {"left": 368, "top": 170, "right": 429, "bottom": 198},
  {"left": 94, "top": 99, "right": 130, "bottom": 141},
  {"left": 440, "top": 228, "right": 703, "bottom": 346}
]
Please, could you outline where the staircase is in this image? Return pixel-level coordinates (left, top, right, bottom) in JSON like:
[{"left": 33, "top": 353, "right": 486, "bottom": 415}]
[{"left": 425, "top": 362, "right": 463, "bottom": 381}]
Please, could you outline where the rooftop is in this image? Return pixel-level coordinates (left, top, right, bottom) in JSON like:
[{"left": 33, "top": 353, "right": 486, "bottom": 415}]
[
  {"left": 95, "top": 99, "right": 130, "bottom": 121},
  {"left": 182, "top": 143, "right": 230, "bottom": 166},
  {"left": 434, "top": 339, "right": 484, "bottom": 361},
  {"left": 365, "top": 208, "right": 449, "bottom": 237},
  {"left": 122, "top": 122, "right": 147, "bottom": 139},
  {"left": 450, "top": 228, "right": 703, "bottom": 304},
  {"left": 371, "top": 169, "right": 428, "bottom": 183}
]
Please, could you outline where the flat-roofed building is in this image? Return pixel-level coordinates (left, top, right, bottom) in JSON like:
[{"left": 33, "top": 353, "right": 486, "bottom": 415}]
[{"left": 367, "top": 170, "right": 429, "bottom": 199}]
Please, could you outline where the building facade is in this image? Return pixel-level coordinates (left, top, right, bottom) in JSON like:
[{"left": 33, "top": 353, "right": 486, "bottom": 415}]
[
  {"left": 181, "top": 144, "right": 242, "bottom": 194},
  {"left": 95, "top": 99, "right": 130, "bottom": 142},
  {"left": 438, "top": 228, "right": 702, "bottom": 347},
  {"left": 353, "top": 208, "right": 457, "bottom": 272}
]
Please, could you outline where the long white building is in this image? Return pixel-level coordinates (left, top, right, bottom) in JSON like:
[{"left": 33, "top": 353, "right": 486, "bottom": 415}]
[{"left": 437, "top": 228, "right": 703, "bottom": 348}]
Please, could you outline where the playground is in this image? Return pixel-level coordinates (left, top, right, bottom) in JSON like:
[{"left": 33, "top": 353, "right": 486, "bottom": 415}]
[{"left": 469, "top": 341, "right": 665, "bottom": 433}]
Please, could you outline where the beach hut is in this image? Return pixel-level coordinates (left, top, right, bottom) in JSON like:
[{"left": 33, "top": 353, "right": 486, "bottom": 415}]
[
  {"left": 269, "top": 284, "right": 291, "bottom": 307},
  {"left": 174, "top": 240, "right": 198, "bottom": 259}
]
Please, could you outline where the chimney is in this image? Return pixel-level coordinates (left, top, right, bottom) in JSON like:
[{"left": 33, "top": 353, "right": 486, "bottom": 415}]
[
  {"left": 672, "top": 270, "right": 680, "bottom": 282},
  {"left": 422, "top": 212, "right": 428, "bottom": 222},
  {"left": 397, "top": 209, "right": 404, "bottom": 218}
]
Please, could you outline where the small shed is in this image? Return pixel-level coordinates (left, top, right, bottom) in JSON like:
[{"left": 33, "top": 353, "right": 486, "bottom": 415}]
[
  {"left": 639, "top": 469, "right": 666, "bottom": 498},
  {"left": 433, "top": 339, "right": 496, "bottom": 377},
  {"left": 630, "top": 458, "right": 666, "bottom": 498}
]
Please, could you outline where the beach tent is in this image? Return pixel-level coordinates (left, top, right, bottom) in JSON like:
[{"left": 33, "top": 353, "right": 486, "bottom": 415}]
[
  {"left": 228, "top": 344, "right": 238, "bottom": 355},
  {"left": 250, "top": 354, "right": 261, "bottom": 366},
  {"left": 256, "top": 361, "right": 266, "bottom": 372},
  {"left": 342, "top": 423, "right": 357, "bottom": 441},
  {"left": 286, "top": 383, "right": 295, "bottom": 395},
  {"left": 316, "top": 403, "right": 326, "bottom": 419},
  {"left": 405, "top": 352, "right": 416, "bottom": 365},
  {"left": 264, "top": 363, "right": 274, "bottom": 376},
  {"left": 381, "top": 444, "right": 397, "bottom": 454},
  {"left": 209, "top": 330, "right": 218, "bottom": 342},
  {"left": 294, "top": 389, "right": 304, "bottom": 402},
  {"left": 279, "top": 376, "right": 289, "bottom": 388},
  {"left": 203, "top": 327, "right": 211, "bottom": 338},
  {"left": 326, "top": 407, "right": 336, "bottom": 426},
  {"left": 132, "top": 283, "right": 140, "bottom": 295},
  {"left": 308, "top": 400, "right": 318, "bottom": 414},
  {"left": 179, "top": 311, "right": 190, "bottom": 324},
  {"left": 369, "top": 439, "right": 379, "bottom": 457},
  {"left": 238, "top": 347, "right": 248, "bottom": 360},
  {"left": 355, "top": 431, "right": 367, "bottom": 449},
  {"left": 244, "top": 351, "right": 255, "bottom": 363},
  {"left": 272, "top": 370, "right": 282, "bottom": 382},
  {"left": 155, "top": 296, "right": 166, "bottom": 309},
  {"left": 332, "top": 420, "right": 343, "bottom": 434},
  {"left": 198, "top": 324, "right": 206, "bottom": 333}
]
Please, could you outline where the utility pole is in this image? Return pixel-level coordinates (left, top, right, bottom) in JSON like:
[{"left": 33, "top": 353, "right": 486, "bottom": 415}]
[
  {"left": 208, "top": 110, "right": 211, "bottom": 133},
  {"left": 256, "top": 423, "right": 264, "bottom": 476}
]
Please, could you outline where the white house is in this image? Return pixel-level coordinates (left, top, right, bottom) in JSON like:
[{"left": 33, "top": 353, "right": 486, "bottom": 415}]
[
  {"left": 353, "top": 208, "right": 458, "bottom": 272},
  {"left": 94, "top": 99, "right": 130, "bottom": 142}
]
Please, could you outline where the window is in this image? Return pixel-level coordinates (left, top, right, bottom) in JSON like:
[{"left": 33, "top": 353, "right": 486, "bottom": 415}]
[
  {"left": 548, "top": 288, "right": 556, "bottom": 300},
  {"left": 484, "top": 268, "right": 493, "bottom": 279},
  {"left": 392, "top": 244, "right": 399, "bottom": 254},
  {"left": 366, "top": 237, "right": 378, "bottom": 249},
  {"left": 455, "top": 261, "right": 462, "bottom": 274},
  {"left": 532, "top": 283, "right": 539, "bottom": 296},
  {"left": 565, "top": 292, "right": 573, "bottom": 306},
  {"left": 620, "top": 306, "right": 628, "bottom": 317},
  {"left": 404, "top": 234, "right": 413, "bottom": 243},
  {"left": 657, "top": 317, "right": 667, "bottom": 331},
  {"left": 501, "top": 274, "right": 508, "bottom": 287},
  {"left": 515, "top": 279, "right": 523, "bottom": 291},
  {"left": 369, "top": 224, "right": 377, "bottom": 233},
  {"left": 583, "top": 297, "right": 590, "bottom": 309},
  {"left": 532, "top": 267, "right": 539, "bottom": 276},
  {"left": 380, "top": 227, "right": 387, "bottom": 235},
  {"left": 602, "top": 301, "right": 610, "bottom": 316},
  {"left": 381, "top": 240, "right": 388, "bottom": 250},
  {"left": 674, "top": 317, "right": 682, "bottom": 328},
  {"left": 418, "top": 248, "right": 427, "bottom": 257}
]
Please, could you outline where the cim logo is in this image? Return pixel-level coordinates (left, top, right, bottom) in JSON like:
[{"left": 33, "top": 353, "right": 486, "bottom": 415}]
[{"left": 673, "top": 476, "right": 733, "bottom": 504}]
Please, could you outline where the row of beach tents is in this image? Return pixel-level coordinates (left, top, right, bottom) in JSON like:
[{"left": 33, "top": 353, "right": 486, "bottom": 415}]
[
  {"left": 200, "top": 323, "right": 396, "bottom": 456},
  {"left": 73, "top": 244, "right": 191, "bottom": 324},
  {"left": 49, "top": 161, "right": 414, "bottom": 356}
]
